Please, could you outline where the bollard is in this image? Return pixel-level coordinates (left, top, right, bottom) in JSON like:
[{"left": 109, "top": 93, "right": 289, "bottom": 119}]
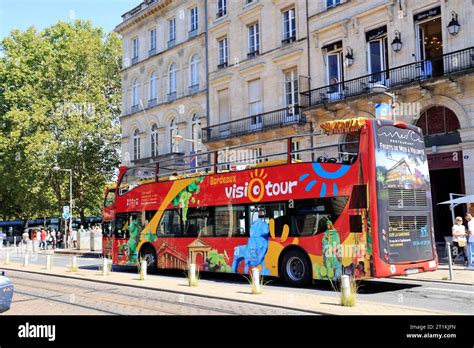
[
  {"left": 140, "top": 259, "right": 147, "bottom": 280},
  {"left": 189, "top": 263, "right": 196, "bottom": 285},
  {"left": 13, "top": 236, "right": 17, "bottom": 248},
  {"left": 71, "top": 255, "right": 78, "bottom": 271},
  {"left": 446, "top": 242, "right": 453, "bottom": 280},
  {"left": 251, "top": 267, "right": 261, "bottom": 294},
  {"left": 46, "top": 254, "right": 52, "bottom": 270},
  {"left": 5, "top": 248, "right": 10, "bottom": 265},
  {"left": 341, "top": 275, "right": 351, "bottom": 300},
  {"left": 23, "top": 253, "right": 29, "bottom": 267},
  {"left": 102, "top": 258, "right": 108, "bottom": 276}
]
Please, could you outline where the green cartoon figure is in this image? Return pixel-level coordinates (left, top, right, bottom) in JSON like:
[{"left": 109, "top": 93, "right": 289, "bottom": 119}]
[
  {"left": 314, "top": 219, "right": 342, "bottom": 280},
  {"left": 126, "top": 219, "right": 142, "bottom": 264}
]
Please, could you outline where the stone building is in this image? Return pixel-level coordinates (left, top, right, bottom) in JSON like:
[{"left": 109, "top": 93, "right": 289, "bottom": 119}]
[{"left": 116, "top": 0, "right": 208, "bottom": 166}]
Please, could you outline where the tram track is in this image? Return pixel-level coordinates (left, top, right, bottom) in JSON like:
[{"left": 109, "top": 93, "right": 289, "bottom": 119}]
[{"left": 6, "top": 270, "right": 319, "bottom": 315}]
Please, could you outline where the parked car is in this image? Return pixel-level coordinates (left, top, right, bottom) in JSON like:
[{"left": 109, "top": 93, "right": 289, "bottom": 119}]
[{"left": 0, "top": 271, "right": 14, "bottom": 313}]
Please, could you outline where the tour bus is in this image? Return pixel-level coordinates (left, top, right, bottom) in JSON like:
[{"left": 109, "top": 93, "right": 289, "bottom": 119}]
[{"left": 106, "top": 118, "right": 438, "bottom": 286}]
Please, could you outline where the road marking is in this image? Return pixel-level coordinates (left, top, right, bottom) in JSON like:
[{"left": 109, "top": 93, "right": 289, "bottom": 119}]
[{"left": 425, "top": 287, "right": 473, "bottom": 294}]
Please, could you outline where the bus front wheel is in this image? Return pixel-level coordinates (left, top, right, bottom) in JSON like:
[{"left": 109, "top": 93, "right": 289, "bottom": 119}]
[
  {"left": 140, "top": 246, "right": 157, "bottom": 273},
  {"left": 280, "top": 249, "right": 312, "bottom": 287}
]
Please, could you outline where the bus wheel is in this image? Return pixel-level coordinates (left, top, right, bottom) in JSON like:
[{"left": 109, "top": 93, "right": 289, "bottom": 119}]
[
  {"left": 280, "top": 249, "right": 311, "bottom": 287},
  {"left": 140, "top": 246, "right": 157, "bottom": 273}
]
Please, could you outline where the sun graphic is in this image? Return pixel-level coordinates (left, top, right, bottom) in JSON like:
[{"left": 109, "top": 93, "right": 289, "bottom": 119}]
[
  {"left": 299, "top": 163, "right": 351, "bottom": 197},
  {"left": 248, "top": 169, "right": 268, "bottom": 202}
]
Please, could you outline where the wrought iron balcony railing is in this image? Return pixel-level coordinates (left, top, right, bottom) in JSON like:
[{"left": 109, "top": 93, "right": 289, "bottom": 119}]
[
  {"left": 300, "top": 46, "right": 474, "bottom": 108},
  {"left": 202, "top": 106, "right": 305, "bottom": 142}
]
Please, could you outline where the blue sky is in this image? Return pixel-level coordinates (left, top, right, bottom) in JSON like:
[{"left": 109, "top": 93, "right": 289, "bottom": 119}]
[{"left": 0, "top": 0, "right": 141, "bottom": 39}]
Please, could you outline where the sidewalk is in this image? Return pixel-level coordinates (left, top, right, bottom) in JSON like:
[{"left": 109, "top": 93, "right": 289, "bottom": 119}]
[
  {"left": 393, "top": 264, "right": 473, "bottom": 286},
  {"left": 51, "top": 248, "right": 101, "bottom": 258},
  {"left": 1, "top": 260, "right": 462, "bottom": 316}
]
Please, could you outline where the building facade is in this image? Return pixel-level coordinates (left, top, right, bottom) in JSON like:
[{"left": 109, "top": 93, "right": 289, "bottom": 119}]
[
  {"left": 116, "top": 0, "right": 208, "bottom": 166},
  {"left": 117, "top": 0, "right": 474, "bottom": 241}
]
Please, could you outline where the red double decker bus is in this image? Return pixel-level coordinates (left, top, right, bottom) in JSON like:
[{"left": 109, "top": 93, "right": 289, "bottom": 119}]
[
  {"left": 105, "top": 118, "right": 438, "bottom": 286},
  {"left": 102, "top": 183, "right": 116, "bottom": 259}
]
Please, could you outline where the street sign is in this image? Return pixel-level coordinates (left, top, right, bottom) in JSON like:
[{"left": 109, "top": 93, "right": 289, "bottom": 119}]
[
  {"left": 62, "top": 212, "right": 70, "bottom": 219},
  {"left": 63, "top": 206, "right": 70, "bottom": 214}
]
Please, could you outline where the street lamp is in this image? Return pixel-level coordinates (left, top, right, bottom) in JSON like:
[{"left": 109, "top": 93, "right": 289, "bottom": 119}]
[
  {"left": 172, "top": 134, "right": 202, "bottom": 152},
  {"left": 391, "top": 30, "right": 403, "bottom": 52},
  {"left": 371, "top": 84, "right": 397, "bottom": 119},
  {"left": 53, "top": 166, "right": 73, "bottom": 248},
  {"left": 447, "top": 11, "right": 460, "bottom": 36}
]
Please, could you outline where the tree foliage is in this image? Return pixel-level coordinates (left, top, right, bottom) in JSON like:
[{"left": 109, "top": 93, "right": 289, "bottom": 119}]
[{"left": 0, "top": 20, "right": 121, "bottom": 222}]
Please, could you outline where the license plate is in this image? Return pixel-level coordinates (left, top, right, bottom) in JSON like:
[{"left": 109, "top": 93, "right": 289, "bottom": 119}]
[{"left": 405, "top": 268, "right": 419, "bottom": 275}]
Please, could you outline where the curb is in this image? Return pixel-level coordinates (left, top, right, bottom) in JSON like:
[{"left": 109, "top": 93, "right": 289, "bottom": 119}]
[{"left": 391, "top": 276, "right": 472, "bottom": 287}]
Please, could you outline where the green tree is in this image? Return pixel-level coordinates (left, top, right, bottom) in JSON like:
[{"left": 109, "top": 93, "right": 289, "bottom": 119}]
[{"left": 0, "top": 20, "right": 121, "bottom": 223}]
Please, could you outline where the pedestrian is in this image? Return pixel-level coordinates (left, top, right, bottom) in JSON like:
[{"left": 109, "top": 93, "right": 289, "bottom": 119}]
[
  {"left": 40, "top": 229, "right": 47, "bottom": 250},
  {"left": 465, "top": 213, "right": 474, "bottom": 267},
  {"left": 22, "top": 229, "right": 29, "bottom": 244},
  {"left": 451, "top": 216, "right": 468, "bottom": 266},
  {"left": 71, "top": 228, "right": 78, "bottom": 249},
  {"left": 56, "top": 231, "right": 63, "bottom": 249},
  {"left": 50, "top": 229, "right": 56, "bottom": 249}
]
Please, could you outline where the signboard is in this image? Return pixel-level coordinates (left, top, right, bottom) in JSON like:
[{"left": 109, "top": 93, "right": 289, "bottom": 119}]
[
  {"left": 414, "top": 6, "right": 441, "bottom": 22},
  {"left": 374, "top": 124, "right": 433, "bottom": 263},
  {"left": 62, "top": 212, "right": 70, "bottom": 219},
  {"left": 375, "top": 103, "right": 392, "bottom": 120},
  {"left": 63, "top": 206, "right": 70, "bottom": 214},
  {"left": 365, "top": 25, "right": 387, "bottom": 42}
]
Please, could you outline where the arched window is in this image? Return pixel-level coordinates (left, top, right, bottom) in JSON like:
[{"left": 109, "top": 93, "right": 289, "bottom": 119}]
[
  {"left": 132, "top": 79, "right": 140, "bottom": 107},
  {"left": 169, "top": 63, "right": 177, "bottom": 94},
  {"left": 151, "top": 123, "right": 158, "bottom": 157},
  {"left": 191, "top": 113, "right": 201, "bottom": 152},
  {"left": 416, "top": 106, "right": 460, "bottom": 136},
  {"left": 133, "top": 129, "right": 141, "bottom": 161},
  {"left": 169, "top": 118, "right": 177, "bottom": 152},
  {"left": 149, "top": 72, "right": 157, "bottom": 102},
  {"left": 190, "top": 54, "right": 200, "bottom": 88}
]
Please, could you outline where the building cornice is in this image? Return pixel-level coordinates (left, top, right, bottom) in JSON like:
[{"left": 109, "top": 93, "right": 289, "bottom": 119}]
[{"left": 116, "top": 0, "right": 173, "bottom": 34}]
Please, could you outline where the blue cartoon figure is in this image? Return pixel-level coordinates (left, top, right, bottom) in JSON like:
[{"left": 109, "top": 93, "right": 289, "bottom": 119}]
[{"left": 232, "top": 218, "right": 270, "bottom": 275}]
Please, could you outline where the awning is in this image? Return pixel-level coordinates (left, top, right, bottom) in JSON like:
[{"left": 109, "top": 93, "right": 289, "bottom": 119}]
[{"left": 438, "top": 195, "right": 474, "bottom": 205}]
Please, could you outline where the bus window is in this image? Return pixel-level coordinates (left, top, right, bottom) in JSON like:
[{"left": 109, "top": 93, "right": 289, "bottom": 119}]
[
  {"left": 290, "top": 197, "right": 349, "bottom": 236},
  {"left": 184, "top": 207, "right": 214, "bottom": 237},
  {"left": 249, "top": 203, "right": 287, "bottom": 237},
  {"left": 215, "top": 205, "right": 247, "bottom": 237},
  {"left": 114, "top": 213, "right": 140, "bottom": 238},
  {"left": 157, "top": 209, "right": 182, "bottom": 236},
  {"left": 104, "top": 190, "right": 115, "bottom": 207}
]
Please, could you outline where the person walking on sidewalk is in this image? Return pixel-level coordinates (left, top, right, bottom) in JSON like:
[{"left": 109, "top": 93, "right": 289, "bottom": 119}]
[
  {"left": 452, "top": 216, "right": 468, "bottom": 266},
  {"left": 465, "top": 213, "right": 474, "bottom": 267},
  {"left": 71, "top": 228, "right": 78, "bottom": 249},
  {"left": 40, "top": 228, "right": 47, "bottom": 250}
]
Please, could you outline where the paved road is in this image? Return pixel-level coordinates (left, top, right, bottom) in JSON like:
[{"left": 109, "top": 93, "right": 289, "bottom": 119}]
[
  {"left": 2, "top": 250, "right": 472, "bottom": 315},
  {"left": 4, "top": 270, "right": 317, "bottom": 315}
]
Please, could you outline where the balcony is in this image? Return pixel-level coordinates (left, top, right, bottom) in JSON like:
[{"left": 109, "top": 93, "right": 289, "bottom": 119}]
[
  {"left": 189, "top": 28, "right": 198, "bottom": 39},
  {"left": 300, "top": 47, "right": 474, "bottom": 109},
  {"left": 202, "top": 106, "right": 305, "bottom": 142},
  {"left": 130, "top": 104, "right": 140, "bottom": 114},
  {"left": 217, "top": 61, "right": 228, "bottom": 70},
  {"left": 148, "top": 98, "right": 157, "bottom": 108},
  {"left": 247, "top": 50, "right": 259, "bottom": 58},
  {"left": 167, "top": 92, "right": 177, "bottom": 102},
  {"left": 131, "top": 56, "right": 139, "bottom": 65},
  {"left": 148, "top": 48, "right": 156, "bottom": 57},
  {"left": 188, "top": 84, "right": 199, "bottom": 94},
  {"left": 282, "top": 36, "right": 296, "bottom": 45},
  {"left": 167, "top": 39, "right": 176, "bottom": 49}
]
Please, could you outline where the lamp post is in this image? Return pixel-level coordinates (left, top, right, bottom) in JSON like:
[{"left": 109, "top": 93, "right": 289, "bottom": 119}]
[
  {"left": 53, "top": 166, "right": 73, "bottom": 248},
  {"left": 371, "top": 84, "right": 397, "bottom": 120},
  {"left": 172, "top": 134, "right": 203, "bottom": 172}
]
